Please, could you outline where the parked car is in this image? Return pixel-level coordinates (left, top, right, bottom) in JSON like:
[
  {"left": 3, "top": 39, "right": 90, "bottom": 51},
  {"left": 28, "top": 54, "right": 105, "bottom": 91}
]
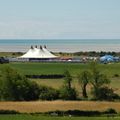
[{"left": 0, "top": 57, "right": 9, "bottom": 64}]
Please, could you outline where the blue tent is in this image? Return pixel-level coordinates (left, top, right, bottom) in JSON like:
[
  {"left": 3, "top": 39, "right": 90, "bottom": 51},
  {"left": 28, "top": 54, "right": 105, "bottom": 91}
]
[{"left": 100, "top": 55, "right": 114, "bottom": 62}]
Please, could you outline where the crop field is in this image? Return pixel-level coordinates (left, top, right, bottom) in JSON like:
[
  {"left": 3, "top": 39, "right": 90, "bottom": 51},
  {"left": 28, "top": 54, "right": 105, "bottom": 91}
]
[
  {"left": 0, "top": 101, "right": 120, "bottom": 113},
  {"left": 0, "top": 115, "right": 119, "bottom": 120}
]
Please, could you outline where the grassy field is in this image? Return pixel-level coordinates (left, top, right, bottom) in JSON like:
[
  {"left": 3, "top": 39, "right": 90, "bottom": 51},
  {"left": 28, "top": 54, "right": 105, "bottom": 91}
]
[
  {"left": 1, "top": 62, "right": 120, "bottom": 77},
  {"left": 0, "top": 115, "right": 119, "bottom": 120},
  {"left": 32, "top": 77, "right": 120, "bottom": 95},
  {"left": 0, "top": 62, "right": 120, "bottom": 119},
  {"left": 1, "top": 62, "right": 120, "bottom": 95},
  {"left": 0, "top": 101, "right": 120, "bottom": 113}
]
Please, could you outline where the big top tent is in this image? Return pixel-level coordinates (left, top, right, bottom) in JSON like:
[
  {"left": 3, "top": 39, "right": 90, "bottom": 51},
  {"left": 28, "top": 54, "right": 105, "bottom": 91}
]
[{"left": 18, "top": 45, "right": 58, "bottom": 60}]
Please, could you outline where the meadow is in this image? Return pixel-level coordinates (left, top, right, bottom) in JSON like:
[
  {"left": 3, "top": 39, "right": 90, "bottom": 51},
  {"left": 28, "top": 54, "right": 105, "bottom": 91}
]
[
  {"left": 1, "top": 62, "right": 120, "bottom": 77},
  {"left": 0, "top": 62, "right": 120, "bottom": 118},
  {"left": 1, "top": 62, "right": 120, "bottom": 95}
]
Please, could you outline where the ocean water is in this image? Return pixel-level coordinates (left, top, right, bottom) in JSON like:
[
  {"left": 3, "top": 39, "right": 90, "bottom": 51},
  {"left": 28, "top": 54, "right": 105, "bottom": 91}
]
[{"left": 0, "top": 39, "right": 120, "bottom": 52}]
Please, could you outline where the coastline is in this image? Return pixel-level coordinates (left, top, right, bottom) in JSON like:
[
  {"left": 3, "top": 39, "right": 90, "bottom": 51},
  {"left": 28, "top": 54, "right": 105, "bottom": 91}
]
[{"left": 0, "top": 44, "right": 120, "bottom": 53}]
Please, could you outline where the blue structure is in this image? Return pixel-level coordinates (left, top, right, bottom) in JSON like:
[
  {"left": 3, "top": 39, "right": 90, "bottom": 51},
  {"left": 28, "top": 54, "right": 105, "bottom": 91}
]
[{"left": 100, "top": 55, "right": 119, "bottom": 63}]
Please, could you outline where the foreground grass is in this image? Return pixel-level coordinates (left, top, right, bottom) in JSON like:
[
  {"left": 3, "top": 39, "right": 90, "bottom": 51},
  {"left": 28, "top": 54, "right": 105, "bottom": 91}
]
[{"left": 0, "top": 115, "right": 119, "bottom": 120}]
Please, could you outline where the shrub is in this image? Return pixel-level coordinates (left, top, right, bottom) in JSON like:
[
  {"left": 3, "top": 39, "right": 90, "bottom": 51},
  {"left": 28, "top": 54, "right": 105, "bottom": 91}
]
[
  {"left": 104, "top": 108, "right": 117, "bottom": 114},
  {"left": 46, "top": 109, "right": 117, "bottom": 116},
  {"left": 59, "top": 86, "right": 77, "bottom": 100},
  {"left": 0, "top": 67, "right": 40, "bottom": 101},
  {"left": 91, "top": 86, "right": 120, "bottom": 101},
  {"left": 0, "top": 110, "right": 19, "bottom": 114},
  {"left": 114, "top": 74, "right": 119, "bottom": 77},
  {"left": 26, "top": 74, "right": 65, "bottom": 79},
  {"left": 39, "top": 86, "right": 59, "bottom": 100}
]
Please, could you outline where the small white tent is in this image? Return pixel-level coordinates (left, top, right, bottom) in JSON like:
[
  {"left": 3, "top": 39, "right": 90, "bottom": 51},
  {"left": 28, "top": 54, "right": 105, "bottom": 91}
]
[{"left": 18, "top": 45, "right": 58, "bottom": 60}]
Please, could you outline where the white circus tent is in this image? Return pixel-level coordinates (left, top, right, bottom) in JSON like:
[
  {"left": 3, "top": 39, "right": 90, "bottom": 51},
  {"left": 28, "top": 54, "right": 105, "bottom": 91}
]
[{"left": 18, "top": 45, "right": 58, "bottom": 59}]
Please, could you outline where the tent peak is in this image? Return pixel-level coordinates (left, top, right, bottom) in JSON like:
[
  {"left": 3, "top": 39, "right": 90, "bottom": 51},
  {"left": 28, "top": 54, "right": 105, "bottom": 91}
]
[
  {"left": 44, "top": 45, "right": 47, "bottom": 48},
  {"left": 35, "top": 45, "right": 37, "bottom": 48},
  {"left": 40, "top": 45, "right": 43, "bottom": 50},
  {"left": 31, "top": 45, "right": 33, "bottom": 49}
]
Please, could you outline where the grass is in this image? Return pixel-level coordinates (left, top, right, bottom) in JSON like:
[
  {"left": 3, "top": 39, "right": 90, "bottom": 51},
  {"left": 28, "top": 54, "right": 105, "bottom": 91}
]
[
  {"left": 32, "top": 79, "right": 64, "bottom": 89},
  {"left": 0, "top": 62, "right": 120, "bottom": 77},
  {"left": 0, "top": 62, "right": 120, "bottom": 119},
  {"left": 31, "top": 77, "right": 120, "bottom": 95},
  {"left": 1, "top": 62, "right": 120, "bottom": 95},
  {"left": 0, "top": 115, "right": 119, "bottom": 120}
]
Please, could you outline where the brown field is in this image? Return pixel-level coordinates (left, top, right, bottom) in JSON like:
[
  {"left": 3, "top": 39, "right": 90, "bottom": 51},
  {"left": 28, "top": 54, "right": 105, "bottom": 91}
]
[{"left": 0, "top": 101, "right": 120, "bottom": 113}]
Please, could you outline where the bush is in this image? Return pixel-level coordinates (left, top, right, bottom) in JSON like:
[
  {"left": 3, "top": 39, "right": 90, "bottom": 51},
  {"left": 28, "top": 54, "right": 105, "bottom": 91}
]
[
  {"left": 39, "top": 86, "right": 59, "bottom": 100},
  {"left": 26, "top": 74, "right": 65, "bottom": 79},
  {"left": 114, "top": 74, "right": 119, "bottom": 77},
  {"left": 45, "top": 109, "right": 117, "bottom": 116},
  {"left": 104, "top": 108, "right": 117, "bottom": 114},
  {"left": 59, "top": 86, "right": 77, "bottom": 100},
  {"left": 91, "top": 86, "right": 120, "bottom": 101},
  {"left": 0, "top": 110, "right": 19, "bottom": 114},
  {"left": 0, "top": 67, "right": 40, "bottom": 101}
]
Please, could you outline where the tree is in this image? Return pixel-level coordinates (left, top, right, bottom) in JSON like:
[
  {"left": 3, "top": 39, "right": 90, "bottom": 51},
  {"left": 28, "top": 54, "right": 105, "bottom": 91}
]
[
  {"left": 59, "top": 70, "right": 77, "bottom": 100},
  {"left": 78, "top": 71, "right": 91, "bottom": 98},
  {"left": 0, "top": 67, "right": 40, "bottom": 101},
  {"left": 90, "top": 62, "right": 110, "bottom": 99},
  {"left": 59, "top": 87, "right": 77, "bottom": 100},
  {"left": 64, "top": 70, "right": 72, "bottom": 89},
  {"left": 91, "top": 86, "right": 120, "bottom": 101},
  {"left": 39, "top": 86, "right": 59, "bottom": 100}
]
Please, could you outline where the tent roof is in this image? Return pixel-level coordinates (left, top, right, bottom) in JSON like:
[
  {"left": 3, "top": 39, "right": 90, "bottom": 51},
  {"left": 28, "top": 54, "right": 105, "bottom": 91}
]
[{"left": 18, "top": 46, "right": 58, "bottom": 58}]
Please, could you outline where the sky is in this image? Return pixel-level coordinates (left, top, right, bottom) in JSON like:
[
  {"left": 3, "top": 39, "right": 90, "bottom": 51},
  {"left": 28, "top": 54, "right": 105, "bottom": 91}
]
[{"left": 0, "top": 0, "right": 120, "bottom": 39}]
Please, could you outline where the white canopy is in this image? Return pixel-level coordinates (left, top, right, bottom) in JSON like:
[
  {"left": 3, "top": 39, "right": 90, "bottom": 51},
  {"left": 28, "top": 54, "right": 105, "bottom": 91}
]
[{"left": 19, "top": 46, "right": 58, "bottom": 59}]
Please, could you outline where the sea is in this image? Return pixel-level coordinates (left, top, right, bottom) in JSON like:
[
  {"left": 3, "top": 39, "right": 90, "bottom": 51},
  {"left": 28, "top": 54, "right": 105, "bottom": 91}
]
[{"left": 0, "top": 39, "right": 120, "bottom": 53}]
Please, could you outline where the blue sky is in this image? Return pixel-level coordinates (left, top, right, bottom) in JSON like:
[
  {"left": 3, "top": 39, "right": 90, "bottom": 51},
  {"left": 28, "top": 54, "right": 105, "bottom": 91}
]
[{"left": 0, "top": 0, "right": 120, "bottom": 39}]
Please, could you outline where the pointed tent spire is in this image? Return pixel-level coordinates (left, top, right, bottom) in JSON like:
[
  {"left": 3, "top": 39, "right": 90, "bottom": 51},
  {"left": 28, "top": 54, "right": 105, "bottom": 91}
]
[
  {"left": 31, "top": 45, "right": 33, "bottom": 49},
  {"left": 44, "top": 45, "right": 47, "bottom": 49},
  {"left": 40, "top": 45, "right": 42, "bottom": 50},
  {"left": 35, "top": 45, "right": 37, "bottom": 48}
]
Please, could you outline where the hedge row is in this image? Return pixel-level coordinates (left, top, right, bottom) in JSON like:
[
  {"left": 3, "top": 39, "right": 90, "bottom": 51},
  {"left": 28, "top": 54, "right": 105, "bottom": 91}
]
[
  {"left": 0, "top": 110, "right": 19, "bottom": 114},
  {"left": 34, "top": 108, "right": 117, "bottom": 117},
  {"left": 26, "top": 74, "right": 65, "bottom": 79},
  {"left": 0, "top": 108, "right": 117, "bottom": 116}
]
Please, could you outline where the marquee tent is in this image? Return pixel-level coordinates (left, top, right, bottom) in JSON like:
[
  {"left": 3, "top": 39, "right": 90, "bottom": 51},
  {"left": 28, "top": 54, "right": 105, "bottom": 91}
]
[{"left": 18, "top": 45, "right": 58, "bottom": 60}]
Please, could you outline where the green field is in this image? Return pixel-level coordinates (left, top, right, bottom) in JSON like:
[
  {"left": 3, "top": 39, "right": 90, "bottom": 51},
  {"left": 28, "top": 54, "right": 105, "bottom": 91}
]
[
  {"left": 1, "top": 62, "right": 120, "bottom": 95},
  {"left": 0, "top": 62, "right": 120, "bottom": 119},
  {"left": 0, "top": 115, "right": 119, "bottom": 120},
  {"left": 1, "top": 62, "right": 120, "bottom": 77}
]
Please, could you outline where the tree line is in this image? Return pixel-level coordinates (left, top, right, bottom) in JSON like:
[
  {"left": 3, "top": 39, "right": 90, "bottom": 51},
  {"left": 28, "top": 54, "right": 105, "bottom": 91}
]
[
  {"left": 0, "top": 62, "right": 119, "bottom": 101},
  {"left": 58, "top": 51, "right": 120, "bottom": 57}
]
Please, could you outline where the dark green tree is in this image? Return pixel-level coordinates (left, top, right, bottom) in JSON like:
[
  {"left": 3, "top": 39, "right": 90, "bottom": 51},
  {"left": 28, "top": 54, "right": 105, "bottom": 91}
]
[
  {"left": 64, "top": 70, "right": 72, "bottom": 89},
  {"left": 78, "top": 71, "right": 91, "bottom": 98},
  {"left": 91, "top": 86, "right": 120, "bottom": 101},
  {"left": 59, "top": 70, "right": 77, "bottom": 100},
  {"left": 0, "top": 67, "right": 40, "bottom": 101},
  {"left": 90, "top": 62, "right": 110, "bottom": 99}
]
